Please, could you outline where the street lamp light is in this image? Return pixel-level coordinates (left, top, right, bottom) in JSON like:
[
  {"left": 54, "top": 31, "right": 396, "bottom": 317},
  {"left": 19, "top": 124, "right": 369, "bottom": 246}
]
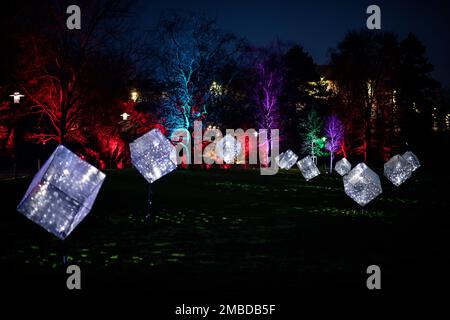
[
  {"left": 120, "top": 112, "right": 131, "bottom": 121},
  {"left": 10, "top": 92, "right": 25, "bottom": 104}
]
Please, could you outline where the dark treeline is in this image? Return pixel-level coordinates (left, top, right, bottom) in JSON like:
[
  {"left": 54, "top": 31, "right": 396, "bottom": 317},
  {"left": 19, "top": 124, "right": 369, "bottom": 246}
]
[{"left": 1, "top": 0, "right": 449, "bottom": 170}]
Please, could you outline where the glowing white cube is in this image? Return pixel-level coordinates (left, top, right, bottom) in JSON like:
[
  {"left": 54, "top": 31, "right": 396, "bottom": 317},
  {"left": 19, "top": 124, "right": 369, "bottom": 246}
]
[
  {"left": 402, "top": 151, "right": 420, "bottom": 171},
  {"left": 276, "top": 149, "right": 298, "bottom": 170},
  {"left": 215, "top": 134, "right": 242, "bottom": 164},
  {"left": 384, "top": 155, "right": 414, "bottom": 187},
  {"left": 343, "top": 163, "right": 382, "bottom": 206},
  {"left": 275, "top": 152, "right": 285, "bottom": 168},
  {"left": 130, "top": 129, "right": 177, "bottom": 183},
  {"left": 297, "top": 155, "right": 320, "bottom": 181},
  {"left": 335, "top": 158, "right": 352, "bottom": 176},
  {"left": 17, "top": 145, "right": 106, "bottom": 239}
]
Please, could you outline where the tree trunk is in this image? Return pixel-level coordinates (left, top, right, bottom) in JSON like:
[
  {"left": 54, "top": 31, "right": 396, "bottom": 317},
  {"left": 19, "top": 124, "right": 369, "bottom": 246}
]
[
  {"left": 364, "top": 104, "right": 373, "bottom": 163},
  {"left": 329, "top": 152, "right": 333, "bottom": 174},
  {"left": 1, "top": 125, "right": 13, "bottom": 151}
]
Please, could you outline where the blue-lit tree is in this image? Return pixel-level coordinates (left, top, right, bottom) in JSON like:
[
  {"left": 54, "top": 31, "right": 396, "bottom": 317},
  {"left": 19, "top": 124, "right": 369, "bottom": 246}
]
[{"left": 150, "top": 12, "right": 243, "bottom": 133}]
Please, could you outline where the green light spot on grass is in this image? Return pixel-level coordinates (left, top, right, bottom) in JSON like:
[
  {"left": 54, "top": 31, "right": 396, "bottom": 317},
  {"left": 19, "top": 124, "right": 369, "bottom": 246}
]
[
  {"left": 104, "top": 242, "right": 117, "bottom": 247},
  {"left": 171, "top": 253, "right": 185, "bottom": 257},
  {"left": 154, "top": 242, "right": 170, "bottom": 247}
]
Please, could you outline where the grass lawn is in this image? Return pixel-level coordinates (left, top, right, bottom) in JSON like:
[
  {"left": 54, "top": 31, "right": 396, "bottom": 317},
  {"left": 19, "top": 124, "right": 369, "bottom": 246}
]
[{"left": 1, "top": 168, "right": 449, "bottom": 298}]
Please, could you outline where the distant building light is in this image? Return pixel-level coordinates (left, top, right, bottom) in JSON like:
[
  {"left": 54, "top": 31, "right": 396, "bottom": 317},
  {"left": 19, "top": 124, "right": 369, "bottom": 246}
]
[
  {"left": 130, "top": 91, "right": 139, "bottom": 102},
  {"left": 210, "top": 81, "right": 223, "bottom": 97}
]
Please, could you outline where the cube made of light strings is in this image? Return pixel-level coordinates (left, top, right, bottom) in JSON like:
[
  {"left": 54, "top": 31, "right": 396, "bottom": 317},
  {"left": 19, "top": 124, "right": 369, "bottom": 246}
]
[
  {"left": 335, "top": 157, "right": 352, "bottom": 176},
  {"left": 275, "top": 152, "right": 285, "bottom": 169},
  {"left": 402, "top": 151, "right": 420, "bottom": 171},
  {"left": 297, "top": 155, "right": 320, "bottom": 181},
  {"left": 384, "top": 154, "right": 414, "bottom": 187},
  {"left": 215, "top": 134, "right": 242, "bottom": 164},
  {"left": 343, "top": 163, "right": 382, "bottom": 207},
  {"left": 130, "top": 129, "right": 177, "bottom": 183},
  {"left": 276, "top": 150, "right": 298, "bottom": 170},
  {"left": 17, "top": 145, "right": 106, "bottom": 239}
]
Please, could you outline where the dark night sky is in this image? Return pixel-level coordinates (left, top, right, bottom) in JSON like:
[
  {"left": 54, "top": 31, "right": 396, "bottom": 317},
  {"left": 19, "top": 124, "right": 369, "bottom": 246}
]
[{"left": 134, "top": 0, "right": 450, "bottom": 86}]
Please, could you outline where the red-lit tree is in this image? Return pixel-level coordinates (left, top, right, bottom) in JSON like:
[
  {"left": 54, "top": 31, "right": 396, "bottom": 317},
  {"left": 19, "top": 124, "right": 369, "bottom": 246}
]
[
  {"left": 90, "top": 100, "right": 163, "bottom": 168},
  {"left": 16, "top": 0, "right": 134, "bottom": 148},
  {"left": 0, "top": 100, "right": 21, "bottom": 154},
  {"left": 0, "top": 101, "right": 11, "bottom": 150}
]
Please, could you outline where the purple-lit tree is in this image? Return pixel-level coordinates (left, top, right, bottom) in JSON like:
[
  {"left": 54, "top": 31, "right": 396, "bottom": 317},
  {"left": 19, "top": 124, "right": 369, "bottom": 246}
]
[
  {"left": 255, "top": 62, "right": 282, "bottom": 130},
  {"left": 253, "top": 45, "right": 284, "bottom": 164},
  {"left": 324, "top": 114, "right": 345, "bottom": 174}
]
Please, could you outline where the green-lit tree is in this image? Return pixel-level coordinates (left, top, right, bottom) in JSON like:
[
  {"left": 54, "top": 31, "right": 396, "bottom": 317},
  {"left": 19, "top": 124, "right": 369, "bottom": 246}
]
[{"left": 299, "top": 108, "right": 325, "bottom": 161}]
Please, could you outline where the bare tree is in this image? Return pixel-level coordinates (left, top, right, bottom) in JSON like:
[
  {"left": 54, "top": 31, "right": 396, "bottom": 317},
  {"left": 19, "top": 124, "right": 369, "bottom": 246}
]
[
  {"left": 149, "top": 11, "right": 244, "bottom": 133},
  {"left": 17, "top": 0, "right": 134, "bottom": 146}
]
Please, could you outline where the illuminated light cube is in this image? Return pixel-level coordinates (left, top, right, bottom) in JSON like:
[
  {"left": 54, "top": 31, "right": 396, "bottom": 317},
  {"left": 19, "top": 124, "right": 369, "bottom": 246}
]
[
  {"left": 277, "top": 149, "right": 298, "bottom": 170},
  {"left": 274, "top": 152, "right": 285, "bottom": 169},
  {"left": 130, "top": 129, "right": 177, "bottom": 183},
  {"left": 335, "top": 157, "right": 352, "bottom": 176},
  {"left": 402, "top": 151, "right": 420, "bottom": 171},
  {"left": 343, "top": 163, "right": 382, "bottom": 207},
  {"left": 215, "top": 134, "right": 242, "bottom": 164},
  {"left": 383, "top": 155, "right": 414, "bottom": 187},
  {"left": 17, "top": 145, "right": 106, "bottom": 240},
  {"left": 297, "top": 155, "right": 320, "bottom": 181}
]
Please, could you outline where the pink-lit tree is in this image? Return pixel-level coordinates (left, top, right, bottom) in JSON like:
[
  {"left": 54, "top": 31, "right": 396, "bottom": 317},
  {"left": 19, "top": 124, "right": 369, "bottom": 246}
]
[
  {"left": 324, "top": 114, "right": 345, "bottom": 174},
  {"left": 255, "top": 62, "right": 282, "bottom": 130}
]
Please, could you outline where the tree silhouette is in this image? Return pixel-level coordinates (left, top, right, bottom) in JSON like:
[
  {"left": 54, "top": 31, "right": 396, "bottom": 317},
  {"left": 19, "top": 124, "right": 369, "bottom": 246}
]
[
  {"left": 330, "top": 30, "right": 399, "bottom": 164},
  {"left": 281, "top": 44, "right": 318, "bottom": 150},
  {"left": 396, "top": 33, "right": 439, "bottom": 149}
]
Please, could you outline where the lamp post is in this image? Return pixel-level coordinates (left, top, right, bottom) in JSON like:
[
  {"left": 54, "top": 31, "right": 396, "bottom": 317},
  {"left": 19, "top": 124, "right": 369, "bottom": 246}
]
[{"left": 8, "top": 92, "right": 25, "bottom": 179}]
